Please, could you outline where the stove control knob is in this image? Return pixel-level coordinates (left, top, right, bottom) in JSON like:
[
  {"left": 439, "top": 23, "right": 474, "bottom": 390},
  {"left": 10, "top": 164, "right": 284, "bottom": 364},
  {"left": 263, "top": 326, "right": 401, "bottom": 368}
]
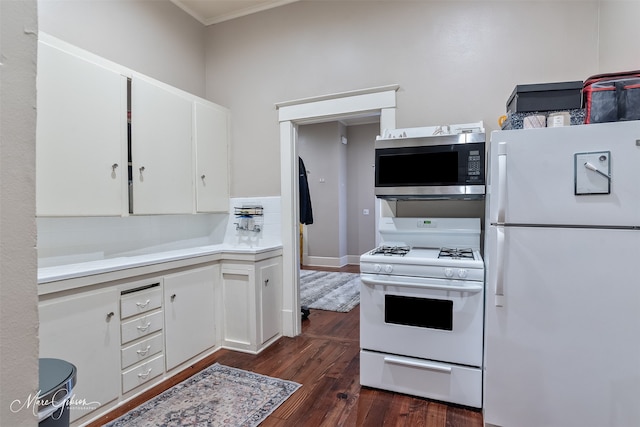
[
  {"left": 384, "top": 264, "right": 393, "bottom": 273},
  {"left": 374, "top": 264, "right": 382, "bottom": 273},
  {"left": 444, "top": 268, "right": 454, "bottom": 278},
  {"left": 457, "top": 269, "right": 468, "bottom": 279}
]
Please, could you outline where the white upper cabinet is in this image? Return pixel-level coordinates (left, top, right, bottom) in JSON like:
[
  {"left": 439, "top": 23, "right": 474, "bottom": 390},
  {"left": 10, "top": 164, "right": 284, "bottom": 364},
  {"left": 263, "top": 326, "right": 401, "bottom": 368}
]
[
  {"left": 130, "top": 76, "right": 194, "bottom": 215},
  {"left": 36, "top": 39, "right": 127, "bottom": 216},
  {"left": 194, "top": 101, "right": 230, "bottom": 213},
  {"left": 35, "top": 33, "right": 230, "bottom": 217}
]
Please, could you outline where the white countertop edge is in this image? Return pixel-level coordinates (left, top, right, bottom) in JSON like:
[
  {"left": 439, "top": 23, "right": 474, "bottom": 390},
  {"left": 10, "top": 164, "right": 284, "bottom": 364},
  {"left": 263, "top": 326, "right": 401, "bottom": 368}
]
[{"left": 38, "top": 244, "right": 283, "bottom": 285}]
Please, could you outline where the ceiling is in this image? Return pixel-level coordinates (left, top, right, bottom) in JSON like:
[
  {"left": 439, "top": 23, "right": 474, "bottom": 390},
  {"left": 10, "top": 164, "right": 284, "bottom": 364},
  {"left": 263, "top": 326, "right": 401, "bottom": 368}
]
[{"left": 170, "top": 0, "right": 300, "bottom": 25}]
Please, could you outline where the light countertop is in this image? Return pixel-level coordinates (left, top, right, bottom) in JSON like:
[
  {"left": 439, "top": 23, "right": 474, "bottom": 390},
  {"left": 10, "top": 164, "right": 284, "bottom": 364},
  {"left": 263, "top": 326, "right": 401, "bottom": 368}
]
[{"left": 38, "top": 243, "right": 283, "bottom": 286}]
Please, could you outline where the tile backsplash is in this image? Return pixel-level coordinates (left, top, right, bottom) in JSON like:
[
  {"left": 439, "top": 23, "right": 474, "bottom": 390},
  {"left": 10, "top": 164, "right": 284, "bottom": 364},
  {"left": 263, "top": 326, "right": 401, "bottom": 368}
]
[{"left": 224, "top": 196, "right": 282, "bottom": 248}]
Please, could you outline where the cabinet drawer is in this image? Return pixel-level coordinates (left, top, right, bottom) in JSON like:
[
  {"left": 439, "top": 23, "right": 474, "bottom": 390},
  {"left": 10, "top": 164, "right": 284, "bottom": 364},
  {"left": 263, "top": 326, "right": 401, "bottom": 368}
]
[
  {"left": 359, "top": 350, "right": 482, "bottom": 408},
  {"left": 121, "top": 310, "right": 163, "bottom": 344},
  {"left": 121, "top": 285, "right": 162, "bottom": 319},
  {"left": 121, "top": 353, "right": 164, "bottom": 394},
  {"left": 121, "top": 332, "right": 163, "bottom": 369}
]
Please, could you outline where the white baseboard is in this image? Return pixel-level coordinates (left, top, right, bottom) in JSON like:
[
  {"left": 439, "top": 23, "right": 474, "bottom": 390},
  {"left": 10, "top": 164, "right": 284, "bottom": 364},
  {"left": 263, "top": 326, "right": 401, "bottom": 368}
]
[{"left": 305, "top": 255, "right": 359, "bottom": 267}]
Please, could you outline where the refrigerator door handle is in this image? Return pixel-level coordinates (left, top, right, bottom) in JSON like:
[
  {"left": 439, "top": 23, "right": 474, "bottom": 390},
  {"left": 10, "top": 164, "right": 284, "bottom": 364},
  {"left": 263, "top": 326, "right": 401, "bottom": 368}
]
[
  {"left": 497, "top": 142, "right": 507, "bottom": 224},
  {"left": 495, "top": 227, "right": 505, "bottom": 307}
]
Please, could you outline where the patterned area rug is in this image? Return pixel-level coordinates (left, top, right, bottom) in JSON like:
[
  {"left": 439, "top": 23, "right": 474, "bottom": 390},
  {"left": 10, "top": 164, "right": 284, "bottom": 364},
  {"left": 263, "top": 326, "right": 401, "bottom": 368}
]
[
  {"left": 300, "top": 270, "right": 361, "bottom": 312},
  {"left": 106, "top": 363, "right": 300, "bottom": 427}
]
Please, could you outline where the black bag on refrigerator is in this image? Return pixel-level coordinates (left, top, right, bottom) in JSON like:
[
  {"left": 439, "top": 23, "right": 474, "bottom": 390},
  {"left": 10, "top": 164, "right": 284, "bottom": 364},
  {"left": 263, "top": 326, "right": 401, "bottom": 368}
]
[{"left": 583, "top": 70, "right": 640, "bottom": 123}]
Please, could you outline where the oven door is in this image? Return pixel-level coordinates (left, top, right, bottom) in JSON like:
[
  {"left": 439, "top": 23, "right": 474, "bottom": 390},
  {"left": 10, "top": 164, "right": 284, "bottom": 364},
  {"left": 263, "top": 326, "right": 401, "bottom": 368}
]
[{"left": 360, "top": 273, "right": 484, "bottom": 367}]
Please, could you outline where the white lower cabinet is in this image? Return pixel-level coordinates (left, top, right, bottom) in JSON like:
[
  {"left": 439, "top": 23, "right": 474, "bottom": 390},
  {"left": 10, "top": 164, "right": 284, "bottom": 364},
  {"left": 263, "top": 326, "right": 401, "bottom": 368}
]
[
  {"left": 221, "top": 256, "right": 282, "bottom": 353},
  {"left": 39, "top": 287, "right": 120, "bottom": 423},
  {"left": 258, "top": 260, "right": 282, "bottom": 345},
  {"left": 164, "top": 265, "right": 217, "bottom": 371},
  {"left": 38, "top": 253, "right": 281, "bottom": 425}
]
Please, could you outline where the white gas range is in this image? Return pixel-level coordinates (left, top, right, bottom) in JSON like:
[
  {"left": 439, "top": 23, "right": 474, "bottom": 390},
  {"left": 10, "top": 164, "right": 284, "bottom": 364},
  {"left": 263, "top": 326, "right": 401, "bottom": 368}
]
[{"left": 359, "top": 217, "right": 484, "bottom": 408}]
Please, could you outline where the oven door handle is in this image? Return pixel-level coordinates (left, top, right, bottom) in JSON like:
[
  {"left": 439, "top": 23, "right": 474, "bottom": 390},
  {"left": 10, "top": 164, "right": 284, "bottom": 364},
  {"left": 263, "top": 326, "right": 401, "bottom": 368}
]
[
  {"left": 384, "top": 356, "right": 452, "bottom": 374},
  {"left": 361, "top": 276, "right": 483, "bottom": 293}
]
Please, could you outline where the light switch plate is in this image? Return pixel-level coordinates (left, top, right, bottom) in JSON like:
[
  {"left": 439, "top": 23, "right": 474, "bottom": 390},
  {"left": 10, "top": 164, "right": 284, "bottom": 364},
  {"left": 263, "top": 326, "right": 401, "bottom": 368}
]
[{"left": 574, "top": 151, "right": 611, "bottom": 195}]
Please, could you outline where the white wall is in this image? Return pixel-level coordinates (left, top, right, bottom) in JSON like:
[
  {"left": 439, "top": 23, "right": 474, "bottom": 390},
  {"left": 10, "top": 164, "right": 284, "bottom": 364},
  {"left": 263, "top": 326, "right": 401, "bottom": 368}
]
[
  {"left": 38, "top": 0, "right": 207, "bottom": 97},
  {"left": 206, "top": 0, "right": 625, "bottom": 197},
  {"left": 0, "top": 1, "right": 39, "bottom": 425}
]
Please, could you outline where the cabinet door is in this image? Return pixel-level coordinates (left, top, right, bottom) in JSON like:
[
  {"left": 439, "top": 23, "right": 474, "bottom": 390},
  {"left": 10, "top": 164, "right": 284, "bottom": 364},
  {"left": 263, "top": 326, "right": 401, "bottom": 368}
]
[
  {"left": 194, "top": 101, "right": 230, "bottom": 213},
  {"left": 259, "top": 260, "right": 282, "bottom": 345},
  {"left": 131, "top": 76, "right": 193, "bottom": 214},
  {"left": 39, "top": 288, "right": 120, "bottom": 422},
  {"left": 164, "top": 266, "right": 216, "bottom": 370},
  {"left": 36, "top": 40, "right": 127, "bottom": 216},
  {"left": 221, "top": 267, "right": 255, "bottom": 350}
]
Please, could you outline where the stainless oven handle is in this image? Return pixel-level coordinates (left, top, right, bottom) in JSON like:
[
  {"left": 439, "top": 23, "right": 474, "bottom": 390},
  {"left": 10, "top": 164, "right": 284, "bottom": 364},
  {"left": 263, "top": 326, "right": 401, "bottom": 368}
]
[
  {"left": 361, "top": 276, "right": 483, "bottom": 293},
  {"left": 384, "top": 356, "right": 452, "bottom": 374}
]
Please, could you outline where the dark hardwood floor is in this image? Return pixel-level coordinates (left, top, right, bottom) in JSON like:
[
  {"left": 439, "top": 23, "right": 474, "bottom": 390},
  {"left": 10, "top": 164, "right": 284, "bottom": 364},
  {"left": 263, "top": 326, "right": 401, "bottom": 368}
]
[{"left": 89, "top": 265, "right": 483, "bottom": 427}]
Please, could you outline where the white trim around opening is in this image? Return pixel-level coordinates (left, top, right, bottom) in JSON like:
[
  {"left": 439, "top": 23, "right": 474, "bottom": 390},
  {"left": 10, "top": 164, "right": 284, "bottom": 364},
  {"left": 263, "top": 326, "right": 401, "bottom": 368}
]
[{"left": 276, "top": 84, "right": 398, "bottom": 337}]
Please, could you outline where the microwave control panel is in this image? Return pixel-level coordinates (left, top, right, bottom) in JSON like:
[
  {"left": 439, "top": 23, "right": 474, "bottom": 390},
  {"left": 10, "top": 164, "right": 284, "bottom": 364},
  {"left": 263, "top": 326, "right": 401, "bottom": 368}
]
[{"left": 467, "top": 150, "right": 482, "bottom": 177}]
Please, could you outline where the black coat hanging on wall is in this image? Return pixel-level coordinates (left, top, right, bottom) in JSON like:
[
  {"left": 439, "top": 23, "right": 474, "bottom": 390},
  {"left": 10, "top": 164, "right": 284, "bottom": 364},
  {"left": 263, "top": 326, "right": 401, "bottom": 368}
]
[{"left": 299, "top": 157, "right": 313, "bottom": 225}]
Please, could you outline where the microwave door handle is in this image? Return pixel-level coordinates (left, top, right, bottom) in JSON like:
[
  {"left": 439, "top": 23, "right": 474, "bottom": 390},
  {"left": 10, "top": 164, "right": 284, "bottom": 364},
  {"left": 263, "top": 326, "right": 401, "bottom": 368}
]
[{"left": 497, "top": 142, "right": 507, "bottom": 224}]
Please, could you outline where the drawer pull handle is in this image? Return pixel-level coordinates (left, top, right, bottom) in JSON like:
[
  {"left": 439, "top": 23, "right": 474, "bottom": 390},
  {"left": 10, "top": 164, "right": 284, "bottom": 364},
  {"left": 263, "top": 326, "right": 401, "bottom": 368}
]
[
  {"left": 383, "top": 356, "right": 452, "bottom": 374},
  {"left": 137, "top": 322, "right": 152, "bottom": 332},
  {"left": 136, "top": 345, "right": 151, "bottom": 356},
  {"left": 106, "top": 312, "right": 115, "bottom": 320},
  {"left": 136, "top": 299, "right": 151, "bottom": 308},
  {"left": 170, "top": 294, "right": 176, "bottom": 302},
  {"left": 137, "top": 368, "right": 152, "bottom": 379}
]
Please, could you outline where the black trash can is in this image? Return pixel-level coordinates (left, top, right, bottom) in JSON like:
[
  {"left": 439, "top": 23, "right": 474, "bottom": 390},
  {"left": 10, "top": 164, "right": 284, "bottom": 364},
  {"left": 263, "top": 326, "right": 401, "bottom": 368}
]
[{"left": 38, "top": 358, "right": 77, "bottom": 427}]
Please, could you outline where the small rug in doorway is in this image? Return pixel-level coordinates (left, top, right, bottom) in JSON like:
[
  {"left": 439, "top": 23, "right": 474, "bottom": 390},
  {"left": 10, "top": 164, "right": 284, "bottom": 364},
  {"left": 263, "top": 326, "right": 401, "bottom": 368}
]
[
  {"left": 106, "top": 363, "right": 301, "bottom": 427},
  {"left": 300, "top": 270, "right": 361, "bottom": 313}
]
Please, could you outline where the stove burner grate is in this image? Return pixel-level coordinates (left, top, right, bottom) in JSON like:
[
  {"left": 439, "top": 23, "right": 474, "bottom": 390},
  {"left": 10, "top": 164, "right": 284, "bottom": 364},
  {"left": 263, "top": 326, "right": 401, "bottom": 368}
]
[
  {"left": 438, "top": 247, "right": 474, "bottom": 260},
  {"left": 370, "top": 245, "right": 411, "bottom": 257}
]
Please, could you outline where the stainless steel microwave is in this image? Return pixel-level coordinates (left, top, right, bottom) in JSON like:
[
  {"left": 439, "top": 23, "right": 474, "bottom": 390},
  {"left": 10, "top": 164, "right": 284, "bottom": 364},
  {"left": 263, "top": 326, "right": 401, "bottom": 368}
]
[{"left": 374, "top": 132, "right": 485, "bottom": 199}]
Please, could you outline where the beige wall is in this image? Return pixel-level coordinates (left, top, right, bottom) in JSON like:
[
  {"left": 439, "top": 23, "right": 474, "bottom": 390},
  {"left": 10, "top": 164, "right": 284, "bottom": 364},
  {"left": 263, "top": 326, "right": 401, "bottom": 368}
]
[
  {"left": 599, "top": 1, "right": 640, "bottom": 72},
  {"left": 298, "top": 122, "right": 345, "bottom": 259},
  {"left": 0, "top": 1, "right": 39, "bottom": 425},
  {"left": 38, "top": 0, "right": 207, "bottom": 97},
  {"left": 206, "top": 0, "right": 628, "bottom": 197},
  {"left": 346, "top": 123, "right": 378, "bottom": 256},
  {"left": 299, "top": 121, "right": 378, "bottom": 262}
]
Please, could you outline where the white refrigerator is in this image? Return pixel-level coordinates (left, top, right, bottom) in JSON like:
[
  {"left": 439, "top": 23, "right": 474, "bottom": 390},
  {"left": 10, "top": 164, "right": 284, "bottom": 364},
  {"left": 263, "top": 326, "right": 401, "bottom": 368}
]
[{"left": 484, "top": 121, "right": 640, "bottom": 427}]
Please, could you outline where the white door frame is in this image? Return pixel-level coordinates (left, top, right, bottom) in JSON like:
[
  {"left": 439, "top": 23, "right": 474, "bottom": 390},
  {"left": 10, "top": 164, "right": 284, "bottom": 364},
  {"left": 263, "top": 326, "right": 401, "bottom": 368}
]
[{"left": 276, "top": 84, "right": 398, "bottom": 337}]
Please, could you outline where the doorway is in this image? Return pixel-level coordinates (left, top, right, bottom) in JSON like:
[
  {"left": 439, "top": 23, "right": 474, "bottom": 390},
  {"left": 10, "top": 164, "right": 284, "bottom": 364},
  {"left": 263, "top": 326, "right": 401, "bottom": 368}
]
[
  {"left": 276, "top": 85, "right": 398, "bottom": 337},
  {"left": 298, "top": 121, "right": 379, "bottom": 267}
]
